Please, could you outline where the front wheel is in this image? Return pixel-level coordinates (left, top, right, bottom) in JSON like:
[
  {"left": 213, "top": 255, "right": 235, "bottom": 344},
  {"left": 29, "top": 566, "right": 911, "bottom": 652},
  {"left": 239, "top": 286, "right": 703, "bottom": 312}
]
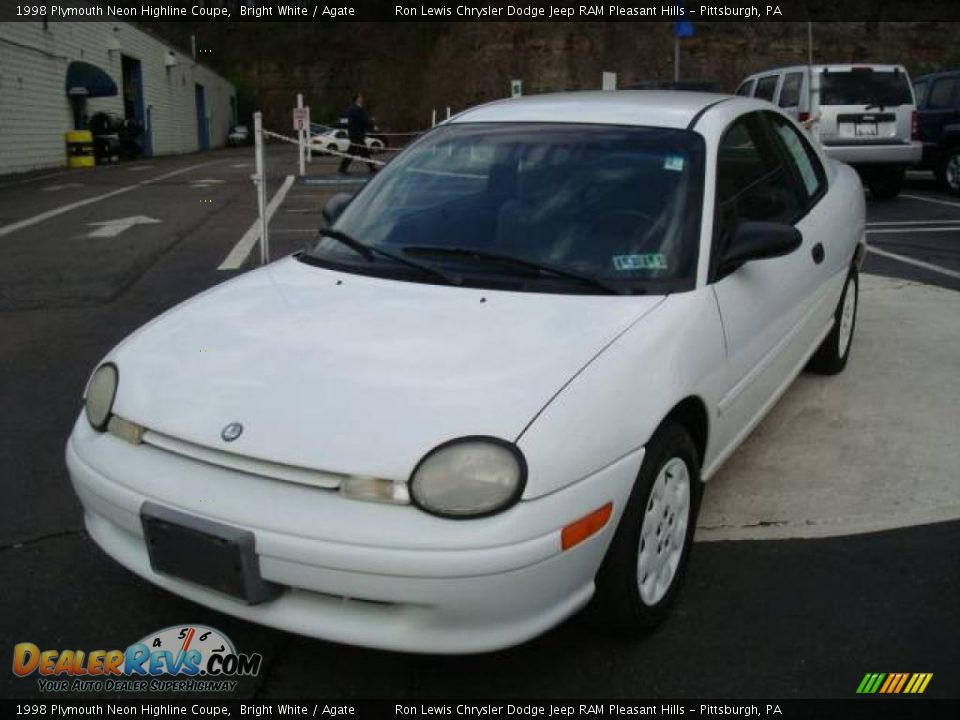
[
  {"left": 590, "top": 423, "right": 702, "bottom": 635},
  {"left": 807, "top": 269, "right": 858, "bottom": 375}
]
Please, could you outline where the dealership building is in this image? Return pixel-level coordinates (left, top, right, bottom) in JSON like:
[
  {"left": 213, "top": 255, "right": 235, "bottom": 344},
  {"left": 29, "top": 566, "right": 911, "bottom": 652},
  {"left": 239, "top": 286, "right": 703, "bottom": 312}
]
[{"left": 0, "top": 20, "right": 237, "bottom": 175}]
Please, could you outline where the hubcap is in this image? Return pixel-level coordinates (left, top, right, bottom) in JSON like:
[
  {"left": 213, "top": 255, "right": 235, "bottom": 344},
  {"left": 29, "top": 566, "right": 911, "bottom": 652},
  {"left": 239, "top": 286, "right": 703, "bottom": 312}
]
[
  {"left": 637, "top": 457, "right": 691, "bottom": 606},
  {"left": 947, "top": 154, "right": 960, "bottom": 192},
  {"left": 838, "top": 276, "right": 857, "bottom": 358}
]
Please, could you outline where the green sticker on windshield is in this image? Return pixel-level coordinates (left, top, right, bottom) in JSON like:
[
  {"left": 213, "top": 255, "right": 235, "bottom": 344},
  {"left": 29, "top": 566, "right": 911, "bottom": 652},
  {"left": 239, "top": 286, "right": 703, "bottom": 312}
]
[
  {"left": 613, "top": 254, "right": 668, "bottom": 271},
  {"left": 663, "top": 155, "right": 685, "bottom": 172}
]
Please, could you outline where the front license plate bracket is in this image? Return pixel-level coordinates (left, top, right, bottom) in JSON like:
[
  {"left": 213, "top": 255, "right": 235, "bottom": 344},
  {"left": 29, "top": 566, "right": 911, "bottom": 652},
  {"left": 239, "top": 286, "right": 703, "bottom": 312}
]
[{"left": 141, "top": 502, "right": 280, "bottom": 605}]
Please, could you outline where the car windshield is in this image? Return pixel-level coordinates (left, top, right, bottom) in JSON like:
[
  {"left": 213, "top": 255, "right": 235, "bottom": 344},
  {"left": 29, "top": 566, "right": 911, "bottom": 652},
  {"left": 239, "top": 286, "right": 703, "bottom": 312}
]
[
  {"left": 819, "top": 69, "right": 913, "bottom": 106},
  {"left": 304, "top": 123, "right": 705, "bottom": 294}
]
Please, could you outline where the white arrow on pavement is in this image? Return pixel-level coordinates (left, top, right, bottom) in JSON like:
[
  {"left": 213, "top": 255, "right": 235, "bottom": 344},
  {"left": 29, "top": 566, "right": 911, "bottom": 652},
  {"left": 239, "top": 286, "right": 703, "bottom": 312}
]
[
  {"left": 86, "top": 215, "right": 161, "bottom": 238},
  {"left": 191, "top": 178, "right": 226, "bottom": 187}
]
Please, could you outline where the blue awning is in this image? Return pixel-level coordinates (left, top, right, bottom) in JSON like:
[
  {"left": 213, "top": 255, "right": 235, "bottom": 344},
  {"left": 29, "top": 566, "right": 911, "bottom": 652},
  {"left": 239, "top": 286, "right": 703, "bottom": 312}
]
[{"left": 65, "top": 61, "right": 117, "bottom": 98}]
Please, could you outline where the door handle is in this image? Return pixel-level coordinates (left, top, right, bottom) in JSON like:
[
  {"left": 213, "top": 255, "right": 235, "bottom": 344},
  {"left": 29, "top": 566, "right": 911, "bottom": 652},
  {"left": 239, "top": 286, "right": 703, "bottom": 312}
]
[{"left": 812, "top": 242, "right": 825, "bottom": 264}]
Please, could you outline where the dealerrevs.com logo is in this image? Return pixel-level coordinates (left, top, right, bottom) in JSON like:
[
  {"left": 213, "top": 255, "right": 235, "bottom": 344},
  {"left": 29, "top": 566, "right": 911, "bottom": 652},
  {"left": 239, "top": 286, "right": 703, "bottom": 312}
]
[{"left": 13, "top": 625, "right": 262, "bottom": 693}]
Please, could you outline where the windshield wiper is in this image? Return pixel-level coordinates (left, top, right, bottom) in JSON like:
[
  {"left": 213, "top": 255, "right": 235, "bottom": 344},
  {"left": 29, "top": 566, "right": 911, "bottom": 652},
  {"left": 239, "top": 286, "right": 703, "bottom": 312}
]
[
  {"left": 402, "top": 245, "right": 626, "bottom": 295},
  {"left": 315, "top": 228, "right": 462, "bottom": 286}
]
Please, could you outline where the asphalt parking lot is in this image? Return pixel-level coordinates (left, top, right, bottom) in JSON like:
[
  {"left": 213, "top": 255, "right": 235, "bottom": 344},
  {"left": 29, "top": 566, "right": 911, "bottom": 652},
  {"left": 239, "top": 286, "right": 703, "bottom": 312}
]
[{"left": 0, "top": 146, "right": 957, "bottom": 700}]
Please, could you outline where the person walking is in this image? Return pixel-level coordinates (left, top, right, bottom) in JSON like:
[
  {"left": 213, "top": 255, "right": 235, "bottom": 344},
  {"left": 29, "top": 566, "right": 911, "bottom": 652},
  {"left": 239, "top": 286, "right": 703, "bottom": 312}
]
[{"left": 338, "top": 92, "right": 376, "bottom": 175}]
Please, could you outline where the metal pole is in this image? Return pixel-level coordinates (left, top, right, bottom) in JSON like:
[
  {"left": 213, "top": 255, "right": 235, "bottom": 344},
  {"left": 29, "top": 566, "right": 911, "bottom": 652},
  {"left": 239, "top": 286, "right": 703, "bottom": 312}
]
[
  {"left": 807, "top": 22, "right": 814, "bottom": 115},
  {"left": 296, "top": 93, "right": 305, "bottom": 177},
  {"left": 305, "top": 105, "right": 312, "bottom": 163},
  {"left": 446, "top": 106, "right": 451, "bottom": 119},
  {"left": 254, "top": 112, "right": 269, "bottom": 265},
  {"left": 674, "top": 37, "right": 680, "bottom": 82},
  {"left": 431, "top": 108, "right": 437, "bottom": 127}
]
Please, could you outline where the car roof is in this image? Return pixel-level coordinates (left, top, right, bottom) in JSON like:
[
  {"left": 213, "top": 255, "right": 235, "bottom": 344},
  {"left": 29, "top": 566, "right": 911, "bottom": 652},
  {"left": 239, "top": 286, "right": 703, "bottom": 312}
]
[
  {"left": 744, "top": 63, "right": 908, "bottom": 79},
  {"left": 450, "top": 91, "right": 737, "bottom": 130},
  {"left": 913, "top": 69, "right": 960, "bottom": 82}
]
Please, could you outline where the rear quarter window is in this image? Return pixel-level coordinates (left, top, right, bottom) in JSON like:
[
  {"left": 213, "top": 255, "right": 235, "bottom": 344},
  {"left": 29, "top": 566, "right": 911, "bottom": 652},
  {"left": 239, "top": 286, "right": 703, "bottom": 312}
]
[{"left": 736, "top": 80, "right": 756, "bottom": 97}]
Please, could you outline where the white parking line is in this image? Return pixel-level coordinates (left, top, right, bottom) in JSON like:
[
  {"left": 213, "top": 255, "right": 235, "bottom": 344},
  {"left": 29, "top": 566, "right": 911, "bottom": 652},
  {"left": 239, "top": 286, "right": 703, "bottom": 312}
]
[
  {"left": 0, "top": 170, "right": 75, "bottom": 189},
  {"left": 866, "top": 219, "right": 960, "bottom": 227},
  {"left": 867, "top": 246, "right": 960, "bottom": 280},
  {"left": 0, "top": 161, "right": 216, "bottom": 239},
  {"left": 866, "top": 227, "right": 960, "bottom": 235},
  {"left": 218, "top": 175, "right": 296, "bottom": 270},
  {"left": 900, "top": 193, "right": 960, "bottom": 210}
]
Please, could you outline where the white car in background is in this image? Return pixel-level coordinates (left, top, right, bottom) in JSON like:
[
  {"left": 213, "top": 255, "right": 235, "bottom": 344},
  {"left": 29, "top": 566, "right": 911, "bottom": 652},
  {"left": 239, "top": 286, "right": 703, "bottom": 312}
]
[
  {"left": 67, "top": 92, "right": 865, "bottom": 654},
  {"left": 313, "top": 128, "right": 384, "bottom": 155},
  {"left": 737, "top": 64, "right": 921, "bottom": 199}
]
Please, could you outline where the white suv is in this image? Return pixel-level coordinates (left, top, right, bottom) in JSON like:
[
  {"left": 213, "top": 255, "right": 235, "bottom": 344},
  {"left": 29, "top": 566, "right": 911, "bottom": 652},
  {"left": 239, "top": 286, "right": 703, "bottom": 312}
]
[{"left": 737, "top": 64, "right": 921, "bottom": 199}]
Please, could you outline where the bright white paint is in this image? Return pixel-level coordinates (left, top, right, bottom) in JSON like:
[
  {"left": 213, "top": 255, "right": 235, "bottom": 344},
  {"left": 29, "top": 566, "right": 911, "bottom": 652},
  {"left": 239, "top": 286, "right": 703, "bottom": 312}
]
[
  {"left": 86, "top": 215, "right": 160, "bottom": 238},
  {"left": 698, "top": 275, "right": 960, "bottom": 541},
  {"left": 0, "top": 161, "right": 213, "bottom": 239},
  {"left": 217, "top": 175, "right": 295, "bottom": 270},
  {"left": 67, "top": 94, "right": 865, "bottom": 653}
]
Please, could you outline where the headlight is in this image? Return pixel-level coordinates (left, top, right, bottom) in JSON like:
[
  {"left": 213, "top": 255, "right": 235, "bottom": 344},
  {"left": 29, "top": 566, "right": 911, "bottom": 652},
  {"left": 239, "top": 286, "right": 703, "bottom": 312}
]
[
  {"left": 84, "top": 363, "right": 118, "bottom": 431},
  {"left": 410, "top": 438, "right": 526, "bottom": 518}
]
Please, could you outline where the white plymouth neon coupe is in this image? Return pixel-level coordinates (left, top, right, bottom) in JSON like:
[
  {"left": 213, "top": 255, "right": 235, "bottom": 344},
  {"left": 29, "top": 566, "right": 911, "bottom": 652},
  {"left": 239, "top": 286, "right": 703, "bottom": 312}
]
[{"left": 68, "top": 92, "right": 865, "bottom": 653}]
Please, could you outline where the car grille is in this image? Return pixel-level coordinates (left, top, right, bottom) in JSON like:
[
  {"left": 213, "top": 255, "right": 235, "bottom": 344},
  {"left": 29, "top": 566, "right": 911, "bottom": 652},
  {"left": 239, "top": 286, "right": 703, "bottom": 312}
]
[{"left": 142, "top": 429, "right": 344, "bottom": 490}]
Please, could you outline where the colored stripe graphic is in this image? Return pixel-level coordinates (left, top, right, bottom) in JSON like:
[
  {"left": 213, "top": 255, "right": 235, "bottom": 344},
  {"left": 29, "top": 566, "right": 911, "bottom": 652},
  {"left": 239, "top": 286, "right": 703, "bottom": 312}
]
[{"left": 857, "top": 673, "right": 932, "bottom": 694}]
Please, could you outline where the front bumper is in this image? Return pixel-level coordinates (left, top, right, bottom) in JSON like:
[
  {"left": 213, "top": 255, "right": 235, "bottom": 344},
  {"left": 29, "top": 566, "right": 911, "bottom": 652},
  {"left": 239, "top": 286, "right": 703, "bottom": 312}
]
[{"left": 66, "top": 416, "right": 640, "bottom": 654}]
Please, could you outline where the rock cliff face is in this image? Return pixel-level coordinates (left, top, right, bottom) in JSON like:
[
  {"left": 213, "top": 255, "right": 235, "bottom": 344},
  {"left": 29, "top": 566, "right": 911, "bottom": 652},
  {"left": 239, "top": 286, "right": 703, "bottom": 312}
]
[{"left": 149, "top": 22, "right": 959, "bottom": 132}]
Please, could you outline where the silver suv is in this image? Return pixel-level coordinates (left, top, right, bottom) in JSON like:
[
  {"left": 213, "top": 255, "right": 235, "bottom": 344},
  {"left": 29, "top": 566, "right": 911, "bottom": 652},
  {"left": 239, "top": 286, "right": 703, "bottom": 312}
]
[{"left": 737, "top": 64, "right": 921, "bottom": 199}]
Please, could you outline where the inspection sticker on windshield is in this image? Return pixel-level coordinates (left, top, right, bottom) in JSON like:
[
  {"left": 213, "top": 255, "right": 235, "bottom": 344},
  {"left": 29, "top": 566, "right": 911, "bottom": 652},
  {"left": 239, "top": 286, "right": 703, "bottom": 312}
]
[
  {"left": 663, "top": 155, "right": 685, "bottom": 172},
  {"left": 613, "top": 254, "right": 668, "bottom": 271}
]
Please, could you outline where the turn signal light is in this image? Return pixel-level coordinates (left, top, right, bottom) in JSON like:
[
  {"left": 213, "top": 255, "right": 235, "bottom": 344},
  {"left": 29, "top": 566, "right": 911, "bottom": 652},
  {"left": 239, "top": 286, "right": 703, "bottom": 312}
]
[
  {"left": 911, "top": 110, "right": 920, "bottom": 141},
  {"left": 798, "top": 111, "right": 810, "bottom": 123},
  {"left": 561, "top": 502, "right": 613, "bottom": 551}
]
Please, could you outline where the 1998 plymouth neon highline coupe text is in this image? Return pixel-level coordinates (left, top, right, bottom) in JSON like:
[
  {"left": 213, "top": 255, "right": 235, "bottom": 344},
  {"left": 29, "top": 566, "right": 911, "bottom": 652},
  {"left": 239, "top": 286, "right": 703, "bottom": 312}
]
[{"left": 67, "top": 91, "right": 865, "bottom": 653}]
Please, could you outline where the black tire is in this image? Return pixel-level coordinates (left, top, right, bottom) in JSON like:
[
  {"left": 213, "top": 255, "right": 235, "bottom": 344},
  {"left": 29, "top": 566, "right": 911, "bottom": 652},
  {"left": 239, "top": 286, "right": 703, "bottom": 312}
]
[
  {"left": 867, "top": 169, "right": 904, "bottom": 201},
  {"left": 939, "top": 147, "right": 960, "bottom": 195},
  {"left": 590, "top": 423, "right": 702, "bottom": 636},
  {"left": 807, "top": 269, "right": 858, "bottom": 375}
]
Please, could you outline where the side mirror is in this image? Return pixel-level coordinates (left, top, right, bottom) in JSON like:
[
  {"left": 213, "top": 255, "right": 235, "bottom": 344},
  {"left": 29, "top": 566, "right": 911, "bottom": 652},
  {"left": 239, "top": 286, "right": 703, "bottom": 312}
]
[
  {"left": 717, "top": 221, "right": 802, "bottom": 278},
  {"left": 322, "top": 192, "right": 353, "bottom": 224}
]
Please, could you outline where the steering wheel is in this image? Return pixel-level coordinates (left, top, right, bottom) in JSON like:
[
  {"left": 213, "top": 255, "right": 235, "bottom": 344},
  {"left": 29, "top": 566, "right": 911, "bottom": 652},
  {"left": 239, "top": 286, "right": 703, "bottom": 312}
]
[{"left": 591, "top": 209, "right": 663, "bottom": 251}]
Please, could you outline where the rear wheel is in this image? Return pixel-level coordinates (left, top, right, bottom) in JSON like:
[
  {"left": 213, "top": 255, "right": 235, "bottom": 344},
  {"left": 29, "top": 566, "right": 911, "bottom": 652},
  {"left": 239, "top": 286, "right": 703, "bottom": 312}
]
[
  {"left": 807, "top": 269, "right": 858, "bottom": 375},
  {"left": 867, "top": 168, "right": 904, "bottom": 200},
  {"left": 940, "top": 147, "right": 960, "bottom": 195},
  {"left": 590, "top": 423, "right": 702, "bottom": 635}
]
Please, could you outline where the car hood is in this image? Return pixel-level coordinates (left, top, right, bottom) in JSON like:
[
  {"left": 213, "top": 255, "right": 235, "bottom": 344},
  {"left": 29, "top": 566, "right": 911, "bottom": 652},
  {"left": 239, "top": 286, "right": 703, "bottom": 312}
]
[{"left": 110, "top": 257, "right": 665, "bottom": 480}]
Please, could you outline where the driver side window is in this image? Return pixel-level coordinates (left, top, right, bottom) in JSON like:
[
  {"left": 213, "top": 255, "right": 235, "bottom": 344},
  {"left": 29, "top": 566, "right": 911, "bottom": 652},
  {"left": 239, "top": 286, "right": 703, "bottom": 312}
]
[{"left": 714, "top": 113, "right": 805, "bottom": 251}]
